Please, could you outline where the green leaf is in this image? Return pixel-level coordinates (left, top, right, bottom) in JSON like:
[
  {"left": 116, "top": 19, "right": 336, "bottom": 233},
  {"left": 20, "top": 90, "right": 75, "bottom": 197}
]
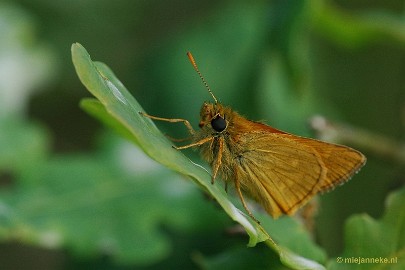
[
  {"left": 71, "top": 42, "right": 266, "bottom": 244},
  {"left": 79, "top": 98, "right": 140, "bottom": 146},
  {"left": 328, "top": 186, "right": 405, "bottom": 270},
  {"left": 72, "top": 42, "right": 327, "bottom": 269}
]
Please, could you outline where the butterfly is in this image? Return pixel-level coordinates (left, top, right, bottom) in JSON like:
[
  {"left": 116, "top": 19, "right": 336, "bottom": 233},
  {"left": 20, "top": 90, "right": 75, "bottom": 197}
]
[{"left": 141, "top": 52, "right": 366, "bottom": 223}]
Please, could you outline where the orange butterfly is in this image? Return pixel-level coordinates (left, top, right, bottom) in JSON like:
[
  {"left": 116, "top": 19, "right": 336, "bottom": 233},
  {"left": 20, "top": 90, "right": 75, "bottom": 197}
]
[{"left": 141, "top": 52, "right": 366, "bottom": 223}]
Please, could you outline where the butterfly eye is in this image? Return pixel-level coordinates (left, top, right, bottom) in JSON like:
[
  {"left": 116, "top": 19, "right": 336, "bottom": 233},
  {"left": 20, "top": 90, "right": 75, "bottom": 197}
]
[{"left": 211, "top": 115, "right": 226, "bottom": 132}]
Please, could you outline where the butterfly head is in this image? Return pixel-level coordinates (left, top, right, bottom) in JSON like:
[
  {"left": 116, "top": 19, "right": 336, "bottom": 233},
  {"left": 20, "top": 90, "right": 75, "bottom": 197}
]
[{"left": 199, "top": 102, "right": 228, "bottom": 133}]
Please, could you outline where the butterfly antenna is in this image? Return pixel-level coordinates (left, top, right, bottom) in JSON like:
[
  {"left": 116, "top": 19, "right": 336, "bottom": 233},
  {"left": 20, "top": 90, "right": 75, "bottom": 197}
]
[{"left": 187, "top": 52, "right": 218, "bottom": 103}]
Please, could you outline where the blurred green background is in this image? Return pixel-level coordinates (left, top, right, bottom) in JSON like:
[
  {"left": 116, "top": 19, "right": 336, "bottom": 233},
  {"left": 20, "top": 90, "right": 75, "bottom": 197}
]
[{"left": 0, "top": 0, "right": 404, "bottom": 269}]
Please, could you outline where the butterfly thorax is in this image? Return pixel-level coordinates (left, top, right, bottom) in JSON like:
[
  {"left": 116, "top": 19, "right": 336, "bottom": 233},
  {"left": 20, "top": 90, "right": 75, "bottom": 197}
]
[{"left": 194, "top": 102, "right": 249, "bottom": 181}]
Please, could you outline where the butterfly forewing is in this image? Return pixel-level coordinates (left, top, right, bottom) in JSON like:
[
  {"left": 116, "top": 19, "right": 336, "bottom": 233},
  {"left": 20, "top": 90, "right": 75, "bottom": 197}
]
[
  {"left": 234, "top": 131, "right": 365, "bottom": 218},
  {"left": 290, "top": 136, "right": 366, "bottom": 192},
  {"left": 235, "top": 132, "right": 327, "bottom": 218}
]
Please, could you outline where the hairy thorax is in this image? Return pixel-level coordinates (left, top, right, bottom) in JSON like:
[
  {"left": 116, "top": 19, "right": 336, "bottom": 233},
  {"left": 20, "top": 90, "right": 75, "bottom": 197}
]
[{"left": 193, "top": 102, "right": 247, "bottom": 182}]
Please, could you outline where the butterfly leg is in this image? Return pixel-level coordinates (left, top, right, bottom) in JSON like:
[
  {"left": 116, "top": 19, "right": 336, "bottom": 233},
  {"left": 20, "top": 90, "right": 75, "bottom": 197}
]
[
  {"left": 139, "top": 112, "right": 195, "bottom": 135},
  {"left": 165, "top": 135, "right": 193, "bottom": 142},
  {"left": 234, "top": 168, "right": 260, "bottom": 224},
  {"left": 211, "top": 137, "right": 223, "bottom": 184},
  {"left": 174, "top": 136, "right": 213, "bottom": 150}
]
